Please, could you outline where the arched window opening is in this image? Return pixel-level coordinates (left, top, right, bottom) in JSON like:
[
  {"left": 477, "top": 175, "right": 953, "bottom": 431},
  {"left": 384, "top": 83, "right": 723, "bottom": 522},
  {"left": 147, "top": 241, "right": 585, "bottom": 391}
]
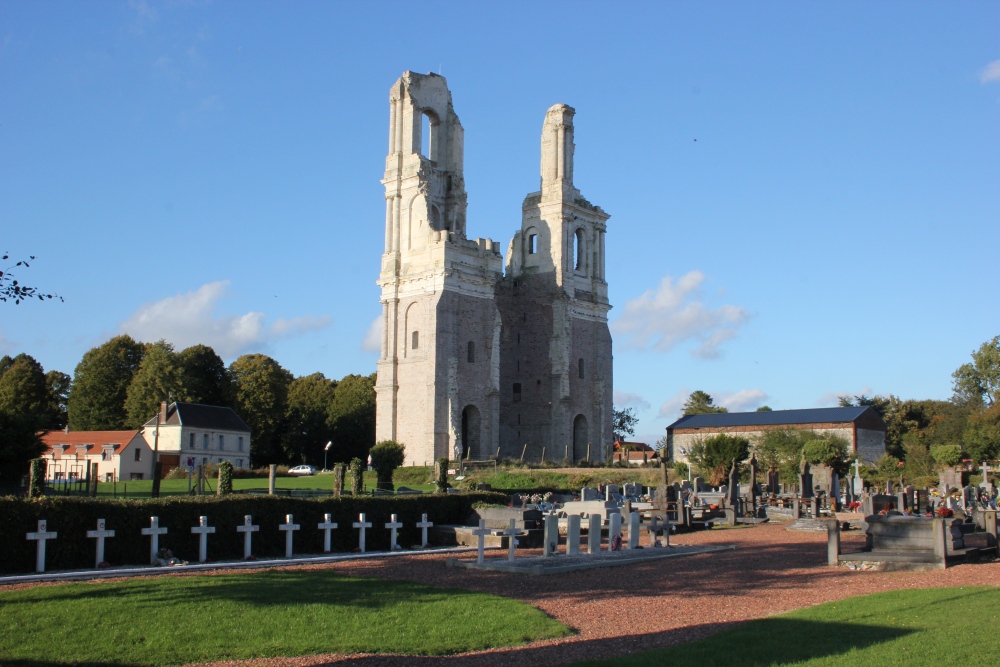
[
  {"left": 467, "top": 341, "right": 475, "bottom": 363},
  {"left": 573, "top": 414, "right": 589, "bottom": 463},
  {"left": 528, "top": 234, "right": 538, "bottom": 254},
  {"left": 411, "top": 331, "right": 419, "bottom": 350},
  {"left": 420, "top": 111, "right": 431, "bottom": 158},
  {"left": 578, "top": 358, "right": 585, "bottom": 379},
  {"left": 461, "top": 405, "right": 480, "bottom": 460},
  {"left": 575, "top": 228, "right": 586, "bottom": 271}
]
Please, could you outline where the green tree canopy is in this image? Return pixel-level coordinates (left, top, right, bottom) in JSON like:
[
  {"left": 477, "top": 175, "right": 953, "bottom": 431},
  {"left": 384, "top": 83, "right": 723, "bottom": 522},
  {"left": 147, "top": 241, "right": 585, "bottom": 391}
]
[
  {"left": 952, "top": 335, "right": 1000, "bottom": 408},
  {"left": 44, "top": 370, "right": 71, "bottom": 430},
  {"left": 755, "top": 405, "right": 773, "bottom": 412},
  {"left": 962, "top": 403, "right": 1000, "bottom": 463},
  {"left": 328, "top": 373, "right": 376, "bottom": 464},
  {"left": 0, "top": 354, "right": 50, "bottom": 430},
  {"left": 689, "top": 433, "right": 749, "bottom": 486},
  {"left": 930, "top": 444, "right": 963, "bottom": 467},
  {"left": 282, "top": 372, "right": 338, "bottom": 465},
  {"left": 0, "top": 411, "right": 43, "bottom": 483},
  {"left": 124, "top": 340, "right": 189, "bottom": 428},
  {"left": 229, "top": 354, "right": 293, "bottom": 464},
  {"left": 683, "top": 390, "right": 728, "bottom": 415},
  {"left": 178, "top": 344, "right": 233, "bottom": 407},
  {"left": 801, "top": 435, "right": 850, "bottom": 473},
  {"left": 612, "top": 406, "right": 638, "bottom": 442},
  {"left": 68, "top": 335, "right": 145, "bottom": 430}
]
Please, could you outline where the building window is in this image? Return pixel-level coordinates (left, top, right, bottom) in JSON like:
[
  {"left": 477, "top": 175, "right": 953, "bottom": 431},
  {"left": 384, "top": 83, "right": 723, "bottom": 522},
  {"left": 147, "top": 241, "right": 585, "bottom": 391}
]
[
  {"left": 575, "top": 228, "right": 586, "bottom": 271},
  {"left": 238, "top": 436, "right": 244, "bottom": 452},
  {"left": 134, "top": 448, "right": 142, "bottom": 462},
  {"left": 104, "top": 473, "right": 114, "bottom": 482},
  {"left": 218, "top": 434, "right": 224, "bottom": 450},
  {"left": 189, "top": 433, "right": 195, "bottom": 449},
  {"left": 528, "top": 234, "right": 537, "bottom": 254},
  {"left": 203, "top": 434, "right": 209, "bottom": 450},
  {"left": 513, "top": 383, "right": 522, "bottom": 402},
  {"left": 467, "top": 341, "right": 475, "bottom": 363},
  {"left": 202, "top": 457, "right": 208, "bottom": 465},
  {"left": 579, "top": 358, "right": 585, "bottom": 379},
  {"left": 237, "top": 459, "right": 244, "bottom": 469},
  {"left": 102, "top": 449, "right": 113, "bottom": 461},
  {"left": 412, "top": 331, "right": 419, "bottom": 350},
  {"left": 130, "top": 473, "right": 144, "bottom": 481}
]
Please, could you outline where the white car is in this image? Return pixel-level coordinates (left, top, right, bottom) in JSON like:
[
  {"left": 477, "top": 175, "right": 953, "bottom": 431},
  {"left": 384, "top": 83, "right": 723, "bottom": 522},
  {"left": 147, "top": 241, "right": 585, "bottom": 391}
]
[{"left": 288, "top": 465, "right": 317, "bottom": 476}]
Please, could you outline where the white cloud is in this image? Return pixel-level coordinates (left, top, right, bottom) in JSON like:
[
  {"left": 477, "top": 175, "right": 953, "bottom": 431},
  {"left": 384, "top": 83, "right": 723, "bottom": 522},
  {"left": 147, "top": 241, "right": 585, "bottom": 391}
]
[
  {"left": 613, "top": 390, "right": 650, "bottom": 412},
  {"left": 657, "top": 388, "right": 691, "bottom": 419},
  {"left": 611, "top": 271, "right": 750, "bottom": 359},
  {"left": 362, "top": 316, "right": 381, "bottom": 352},
  {"left": 120, "top": 281, "right": 330, "bottom": 359},
  {"left": 980, "top": 59, "right": 1000, "bottom": 84},
  {"left": 815, "top": 386, "right": 874, "bottom": 408},
  {"left": 718, "top": 388, "right": 769, "bottom": 412}
]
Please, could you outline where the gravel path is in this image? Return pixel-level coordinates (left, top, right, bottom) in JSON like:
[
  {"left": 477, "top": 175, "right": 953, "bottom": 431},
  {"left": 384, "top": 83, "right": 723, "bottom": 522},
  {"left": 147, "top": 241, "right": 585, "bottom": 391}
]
[{"left": 9, "top": 523, "right": 1000, "bottom": 666}]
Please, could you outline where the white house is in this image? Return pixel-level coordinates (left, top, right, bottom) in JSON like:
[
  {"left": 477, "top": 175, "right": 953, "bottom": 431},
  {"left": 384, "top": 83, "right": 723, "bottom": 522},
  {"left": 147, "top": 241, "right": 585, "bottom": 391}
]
[
  {"left": 40, "top": 429, "right": 152, "bottom": 482},
  {"left": 141, "top": 401, "right": 252, "bottom": 474}
]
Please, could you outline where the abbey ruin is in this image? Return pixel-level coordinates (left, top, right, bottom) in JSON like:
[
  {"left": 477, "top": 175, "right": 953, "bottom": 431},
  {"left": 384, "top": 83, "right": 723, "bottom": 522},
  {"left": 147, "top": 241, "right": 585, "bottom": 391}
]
[{"left": 374, "top": 72, "right": 613, "bottom": 466}]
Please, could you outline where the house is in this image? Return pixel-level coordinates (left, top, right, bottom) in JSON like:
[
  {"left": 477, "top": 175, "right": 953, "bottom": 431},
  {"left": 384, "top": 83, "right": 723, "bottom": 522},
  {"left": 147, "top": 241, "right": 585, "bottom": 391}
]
[
  {"left": 665, "top": 407, "right": 887, "bottom": 466},
  {"left": 612, "top": 441, "right": 657, "bottom": 465},
  {"left": 141, "top": 401, "right": 252, "bottom": 475},
  {"left": 40, "top": 429, "right": 152, "bottom": 482}
]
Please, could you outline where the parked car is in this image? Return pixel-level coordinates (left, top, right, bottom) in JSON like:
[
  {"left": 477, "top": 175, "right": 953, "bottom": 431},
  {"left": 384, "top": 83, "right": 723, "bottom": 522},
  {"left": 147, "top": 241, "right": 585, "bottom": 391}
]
[{"left": 288, "top": 465, "right": 317, "bottom": 476}]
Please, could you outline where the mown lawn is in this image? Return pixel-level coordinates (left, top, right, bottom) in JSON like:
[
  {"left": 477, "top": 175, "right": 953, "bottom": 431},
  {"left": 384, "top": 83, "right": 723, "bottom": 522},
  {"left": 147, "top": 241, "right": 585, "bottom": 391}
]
[
  {"left": 576, "top": 587, "right": 1000, "bottom": 667},
  {"left": 0, "top": 569, "right": 569, "bottom": 666}
]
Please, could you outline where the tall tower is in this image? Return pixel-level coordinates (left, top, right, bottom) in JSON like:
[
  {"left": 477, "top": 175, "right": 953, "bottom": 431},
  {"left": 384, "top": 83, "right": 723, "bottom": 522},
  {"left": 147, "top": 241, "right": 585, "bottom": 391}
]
[
  {"left": 498, "top": 104, "right": 613, "bottom": 462},
  {"left": 375, "top": 72, "right": 503, "bottom": 466}
]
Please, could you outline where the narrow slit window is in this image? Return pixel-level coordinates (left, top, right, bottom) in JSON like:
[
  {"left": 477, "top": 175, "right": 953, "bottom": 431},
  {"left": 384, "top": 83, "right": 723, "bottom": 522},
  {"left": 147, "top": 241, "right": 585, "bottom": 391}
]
[
  {"left": 467, "top": 341, "right": 475, "bottom": 363},
  {"left": 575, "top": 229, "right": 586, "bottom": 271},
  {"left": 412, "top": 331, "right": 419, "bottom": 350},
  {"left": 579, "top": 358, "right": 585, "bottom": 379},
  {"left": 513, "top": 383, "right": 522, "bottom": 402},
  {"left": 528, "top": 234, "right": 537, "bottom": 254}
]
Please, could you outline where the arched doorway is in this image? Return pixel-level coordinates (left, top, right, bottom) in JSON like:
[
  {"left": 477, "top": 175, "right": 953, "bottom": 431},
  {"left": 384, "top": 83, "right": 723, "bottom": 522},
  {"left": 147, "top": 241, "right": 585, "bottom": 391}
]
[
  {"left": 461, "top": 405, "right": 481, "bottom": 460},
  {"left": 573, "top": 414, "right": 588, "bottom": 463}
]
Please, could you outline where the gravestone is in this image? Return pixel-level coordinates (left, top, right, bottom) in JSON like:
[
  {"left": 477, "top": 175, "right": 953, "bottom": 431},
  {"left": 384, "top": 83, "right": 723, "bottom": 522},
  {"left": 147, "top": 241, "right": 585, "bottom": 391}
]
[
  {"left": 581, "top": 487, "right": 600, "bottom": 501},
  {"left": 566, "top": 515, "right": 582, "bottom": 555},
  {"left": 502, "top": 519, "right": 522, "bottom": 561},
  {"left": 588, "top": 514, "right": 601, "bottom": 554},
  {"left": 830, "top": 473, "right": 841, "bottom": 511},
  {"left": 608, "top": 512, "right": 622, "bottom": 552},
  {"left": 852, "top": 459, "right": 864, "bottom": 495},
  {"left": 26, "top": 520, "right": 57, "bottom": 573},
  {"left": 279, "top": 514, "right": 300, "bottom": 558},
  {"left": 799, "top": 457, "right": 814, "bottom": 499},
  {"left": 86, "top": 518, "right": 115, "bottom": 568},
  {"left": 415, "top": 513, "right": 433, "bottom": 548},
  {"left": 332, "top": 464, "right": 345, "bottom": 497},
  {"left": 385, "top": 514, "right": 403, "bottom": 550},
  {"left": 237, "top": 515, "right": 260, "bottom": 559},
  {"left": 543, "top": 514, "right": 559, "bottom": 556},
  {"left": 692, "top": 476, "right": 704, "bottom": 493},
  {"left": 191, "top": 516, "right": 216, "bottom": 563},
  {"left": 605, "top": 484, "right": 621, "bottom": 501},
  {"left": 353, "top": 513, "right": 372, "bottom": 552},
  {"left": 141, "top": 517, "right": 168, "bottom": 565},
  {"left": 627, "top": 512, "right": 641, "bottom": 549},
  {"left": 727, "top": 461, "right": 740, "bottom": 509},
  {"left": 766, "top": 467, "right": 780, "bottom": 495},
  {"left": 317, "top": 514, "right": 337, "bottom": 553},
  {"left": 623, "top": 482, "right": 641, "bottom": 497},
  {"left": 472, "top": 519, "right": 491, "bottom": 564}
]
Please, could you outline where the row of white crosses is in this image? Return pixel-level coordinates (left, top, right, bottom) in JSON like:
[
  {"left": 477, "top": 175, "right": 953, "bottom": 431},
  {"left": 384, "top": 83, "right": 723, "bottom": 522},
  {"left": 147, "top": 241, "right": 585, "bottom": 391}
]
[{"left": 25, "top": 512, "right": 436, "bottom": 574}]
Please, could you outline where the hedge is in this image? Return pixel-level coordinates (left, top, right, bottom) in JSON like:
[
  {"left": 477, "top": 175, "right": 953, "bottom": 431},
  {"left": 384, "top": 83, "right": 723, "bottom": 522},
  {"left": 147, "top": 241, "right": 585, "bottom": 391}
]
[{"left": 0, "top": 491, "right": 506, "bottom": 575}]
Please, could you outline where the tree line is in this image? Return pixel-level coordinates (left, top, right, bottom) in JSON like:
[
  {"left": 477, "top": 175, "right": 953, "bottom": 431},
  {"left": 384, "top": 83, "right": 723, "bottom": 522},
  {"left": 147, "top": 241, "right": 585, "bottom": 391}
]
[{"left": 0, "top": 335, "right": 376, "bottom": 481}]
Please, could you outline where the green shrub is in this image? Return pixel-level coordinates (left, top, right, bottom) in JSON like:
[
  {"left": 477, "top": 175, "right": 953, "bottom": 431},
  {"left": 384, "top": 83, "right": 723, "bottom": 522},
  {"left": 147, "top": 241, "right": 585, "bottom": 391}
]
[
  {"left": 370, "top": 440, "right": 405, "bottom": 491},
  {"left": 931, "top": 444, "right": 963, "bottom": 467},
  {"left": 349, "top": 458, "right": 364, "bottom": 495},
  {"left": 165, "top": 466, "right": 190, "bottom": 480},
  {"left": 0, "top": 492, "right": 506, "bottom": 574},
  {"left": 28, "top": 459, "right": 45, "bottom": 498},
  {"left": 802, "top": 436, "right": 849, "bottom": 472},
  {"left": 673, "top": 461, "right": 689, "bottom": 478},
  {"left": 435, "top": 457, "right": 450, "bottom": 493},
  {"left": 217, "top": 461, "right": 233, "bottom": 495}
]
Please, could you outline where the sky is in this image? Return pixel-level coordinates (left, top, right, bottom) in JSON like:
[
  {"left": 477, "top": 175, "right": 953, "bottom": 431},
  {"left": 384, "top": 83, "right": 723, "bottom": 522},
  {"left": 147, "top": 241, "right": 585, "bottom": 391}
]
[{"left": 2, "top": 1, "right": 998, "bottom": 445}]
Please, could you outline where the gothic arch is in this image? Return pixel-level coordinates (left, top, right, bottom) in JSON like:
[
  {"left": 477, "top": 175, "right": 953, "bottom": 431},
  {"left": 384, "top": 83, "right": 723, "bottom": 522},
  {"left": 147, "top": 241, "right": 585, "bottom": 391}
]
[
  {"left": 461, "top": 404, "right": 481, "bottom": 460},
  {"left": 573, "top": 414, "right": 589, "bottom": 462}
]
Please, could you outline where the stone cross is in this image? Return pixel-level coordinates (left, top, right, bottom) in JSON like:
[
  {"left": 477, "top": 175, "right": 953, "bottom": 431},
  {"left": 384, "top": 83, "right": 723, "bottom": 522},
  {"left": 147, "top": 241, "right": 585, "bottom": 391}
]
[
  {"left": 86, "top": 518, "right": 115, "bottom": 568},
  {"left": 566, "top": 514, "right": 581, "bottom": 556},
  {"left": 608, "top": 512, "right": 622, "bottom": 552},
  {"left": 472, "top": 519, "right": 491, "bottom": 564},
  {"left": 353, "top": 513, "right": 372, "bottom": 553},
  {"left": 236, "top": 515, "right": 259, "bottom": 559},
  {"left": 385, "top": 514, "right": 403, "bottom": 551},
  {"left": 191, "top": 516, "right": 216, "bottom": 563},
  {"left": 627, "top": 511, "right": 641, "bottom": 549},
  {"left": 317, "top": 513, "right": 338, "bottom": 553},
  {"left": 279, "top": 514, "right": 300, "bottom": 558},
  {"left": 646, "top": 515, "right": 665, "bottom": 547},
  {"left": 502, "top": 518, "right": 521, "bottom": 561},
  {"left": 543, "top": 513, "right": 559, "bottom": 557},
  {"left": 141, "top": 516, "right": 168, "bottom": 565},
  {"left": 26, "top": 520, "right": 57, "bottom": 573},
  {"left": 415, "top": 513, "right": 433, "bottom": 548},
  {"left": 587, "top": 514, "right": 601, "bottom": 554}
]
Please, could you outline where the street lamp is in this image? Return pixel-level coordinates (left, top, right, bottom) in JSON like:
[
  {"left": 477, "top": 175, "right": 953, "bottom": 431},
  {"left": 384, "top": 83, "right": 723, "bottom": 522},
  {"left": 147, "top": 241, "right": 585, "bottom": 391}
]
[{"left": 323, "top": 441, "right": 332, "bottom": 472}]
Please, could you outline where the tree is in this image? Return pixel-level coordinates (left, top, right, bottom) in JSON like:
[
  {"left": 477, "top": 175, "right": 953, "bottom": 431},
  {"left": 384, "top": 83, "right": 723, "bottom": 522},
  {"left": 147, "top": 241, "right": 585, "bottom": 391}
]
[
  {"left": 328, "top": 373, "right": 376, "bottom": 464},
  {"left": 178, "top": 344, "right": 233, "bottom": 407},
  {"left": 952, "top": 336, "right": 1000, "bottom": 408},
  {"left": 229, "top": 354, "right": 293, "bottom": 464},
  {"left": 962, "top": 403, "right": 1000, "bottom": 463},
  {"left": 369, "top": 439, "right": 405, "bottom": 491},
  {"left": 683, "top": 390, "right": 728, "bottom": 415},
  {"left": 44, "top": 370, "right": 71, "bottom": 430},
  {"left": 755, "top": 405, "right": 773, "bottom": 412},
  {"left": 612, "top": 406, "right": 638, "bottom": 442},
  {"left": 124, "top": 341, "right": 189, "bottom": 428},
  {"left": 0, "top": 354, "right": 50, "bottom": 430},
  {"left": 282, "top": 373, "right": 338, "bottom": 465},
  {"left": 930, "top": 444, "right": 963, "bottom": 468},
  {"left": 689, "top": 433, "right": 749, "bottom": 486},
  {"left": 0, "top": 411, "right": 43, "bottom": 483},
  {"left": 801, "top": 435, "right": 850, "bottom": 474},
  {"left": 0, "top": 253, "right": 62, "bottom": 304},
  {"left": 68, "top": 335, "right": 146, "bottom": 430}
]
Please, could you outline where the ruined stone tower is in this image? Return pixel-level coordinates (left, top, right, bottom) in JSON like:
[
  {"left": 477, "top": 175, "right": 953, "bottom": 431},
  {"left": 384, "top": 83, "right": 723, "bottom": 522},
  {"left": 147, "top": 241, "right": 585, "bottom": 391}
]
[{"left": 375, "top": 72, "right": 612, "bottom": 466}]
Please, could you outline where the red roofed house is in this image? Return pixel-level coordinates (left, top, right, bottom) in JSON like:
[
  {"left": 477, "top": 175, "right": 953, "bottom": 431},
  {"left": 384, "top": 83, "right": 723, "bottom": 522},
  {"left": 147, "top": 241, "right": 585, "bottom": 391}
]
[
  {"left": 612, "top": 440, "right": 657, "bottom": 465},
  {"left": 40, "top": 429, "right": 153, "bottom": 483}
]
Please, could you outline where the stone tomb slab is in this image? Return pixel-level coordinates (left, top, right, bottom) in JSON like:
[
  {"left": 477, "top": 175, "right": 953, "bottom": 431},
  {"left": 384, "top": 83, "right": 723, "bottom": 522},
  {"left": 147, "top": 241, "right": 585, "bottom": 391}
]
[{"left": 446, "top": 543, "right": 734, "bottom": 575}]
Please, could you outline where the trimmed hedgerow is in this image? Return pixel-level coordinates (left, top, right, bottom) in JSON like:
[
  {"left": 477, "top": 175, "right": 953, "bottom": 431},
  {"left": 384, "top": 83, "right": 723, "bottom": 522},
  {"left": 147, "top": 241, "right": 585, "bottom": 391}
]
[{"left": 0, "top": 492, "right": 504, "bottom": 574}]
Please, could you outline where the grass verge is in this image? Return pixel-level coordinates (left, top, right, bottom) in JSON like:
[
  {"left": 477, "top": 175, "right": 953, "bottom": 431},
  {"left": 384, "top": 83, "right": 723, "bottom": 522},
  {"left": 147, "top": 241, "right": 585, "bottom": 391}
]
[
  {"left": 0, "top": 569, "right": 569, "bottom": 666},
  {"left": 575, "top": 586, "right": 1000, "bottom": 666}
]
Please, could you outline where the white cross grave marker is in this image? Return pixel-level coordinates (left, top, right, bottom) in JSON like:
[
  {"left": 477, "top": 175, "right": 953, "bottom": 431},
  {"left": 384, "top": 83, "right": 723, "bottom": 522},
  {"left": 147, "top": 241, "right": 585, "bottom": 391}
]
[
  {"left": 236, "top": 515, "right": 259, "bottom": 560},
  {"left": 141, "top": 516, "right": 168, "bottom": 565},
  {"left": 26, "top": 520, "right": 57, "bottom": 573},
  {"left": 279, "top": 514, "right": 300, "bottom": 558},
  {"left": 86, "top": 518, "right": 115, "bottom": 567},
  {"left": 318, "top": 513, "right": 338, "bottom": 553},
  {"left": 191, "top": 515, "right": 216, "bottom": 563},
  {"left": 502, "top": 518, "right": 522, "bottom": 562},
  {"left": 353, "top": 513, "right": 373, "bottom": 553},
  {"left": 472, "top": 519, "right": 491, "bottom": 565},
  {"left": 385, "top": 514, "right": 403, "bottom": 550},
  {"left": 415, "top": 513, "right": 433, "bottom": 548}
]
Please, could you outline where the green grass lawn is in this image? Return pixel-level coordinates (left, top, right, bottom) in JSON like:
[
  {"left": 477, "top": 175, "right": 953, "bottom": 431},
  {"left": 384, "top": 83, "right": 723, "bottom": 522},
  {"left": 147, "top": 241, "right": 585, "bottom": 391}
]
[
  {"left": 575, "top": 587, "right": 1000, "bottom": 667},
  {"left": 0, "top": 569, "right": 570, "bottom": 666}
]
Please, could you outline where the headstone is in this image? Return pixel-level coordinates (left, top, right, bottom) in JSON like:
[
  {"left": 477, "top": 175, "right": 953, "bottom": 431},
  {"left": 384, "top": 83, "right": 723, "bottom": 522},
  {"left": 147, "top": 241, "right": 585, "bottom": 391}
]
[
  {"left": 472, "top": 519, "right": 491, "bottom": 564},
  {"left": 852, "top": 459, "right": 864, "bottom": 495},
  {"left": 566, "top": 514, "right": 581, "bottom": 555},
  {"left": 748, "top": 454, "right": 760, "bottom": 505},
  {"left": 693, "top": 476, "right": 704, "bottom": 493},
  {"left": 191, "top": 516, "right": 216, "bottom": 563},
  {"left": 26, "top": 520, "right": 57, "bottom": 573},
  {"left": 352, "top": 513, "right": 372, "bottom": 553},
  {"left": 502, "top": 518, "right": 521, "bottom": 561},
  {"left": 799, "top": 457, "right": 814, "bottom": 499},
  {"left": 830, "top": 473, "right": 841, "bottom": 511},
  {"left": 624, "top": 482, "right": 641, "bottom": 497},
  {"left": 646, "top": 515, "right": 664, "bottom": 547},
  {"left": 332, "top": 464, "right": 345, "bottom": 497},
  {"left": 627, "top": 512, "right": 640, "bottom": 549},
  {"left": 86, "top": 518, "right": 115, "bottom": 568},
  {"left": 416, "top": 513, "right": 433, "bottom": 548},
  {"left": 385, "top": 514, "right": 403, "bottom": 550},
  {"left": 268, "top": 464, "right": 276, "bottom": 495},
  {"left": 587, "top": 514, "right": 601, "bottom": 554},
  {"left": 317, "top": 513, "right": 338, "bottom": 553},
  {"left": 581, "top": 487, "right": 600, "bottom": 501},
  {"left": 543, "top": 514, "right": 559, "bottom": 556},
  {"left": 605, "top": 484, "right": 620, "bottom": 501},
  {"left": 141, "top": 517, "right": 168, "bottom": 565},
  {"left": 279, "top": 514, "right": 300, "bottom": 558},
  {"left": 237, "top": 515, "right": 260, "bottom": 559},
  {"left": 727, "top": 461, "right": 740, "bottom": 508},
  {"left": 608, "top": 512, "right": 622, "bottom": 552}
]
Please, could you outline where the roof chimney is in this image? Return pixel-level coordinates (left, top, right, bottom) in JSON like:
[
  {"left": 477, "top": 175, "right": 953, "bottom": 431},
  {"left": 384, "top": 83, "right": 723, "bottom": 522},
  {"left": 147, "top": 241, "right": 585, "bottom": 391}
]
[{"left": 160, "top": 401, "right": 168, "bottom": 423}]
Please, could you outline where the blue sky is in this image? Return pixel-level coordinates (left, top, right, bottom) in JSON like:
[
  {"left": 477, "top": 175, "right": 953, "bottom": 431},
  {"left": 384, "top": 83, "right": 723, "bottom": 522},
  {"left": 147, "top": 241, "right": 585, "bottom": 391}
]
[{"left": 2, "top": 2, "right": 998, "bottom": 444}]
